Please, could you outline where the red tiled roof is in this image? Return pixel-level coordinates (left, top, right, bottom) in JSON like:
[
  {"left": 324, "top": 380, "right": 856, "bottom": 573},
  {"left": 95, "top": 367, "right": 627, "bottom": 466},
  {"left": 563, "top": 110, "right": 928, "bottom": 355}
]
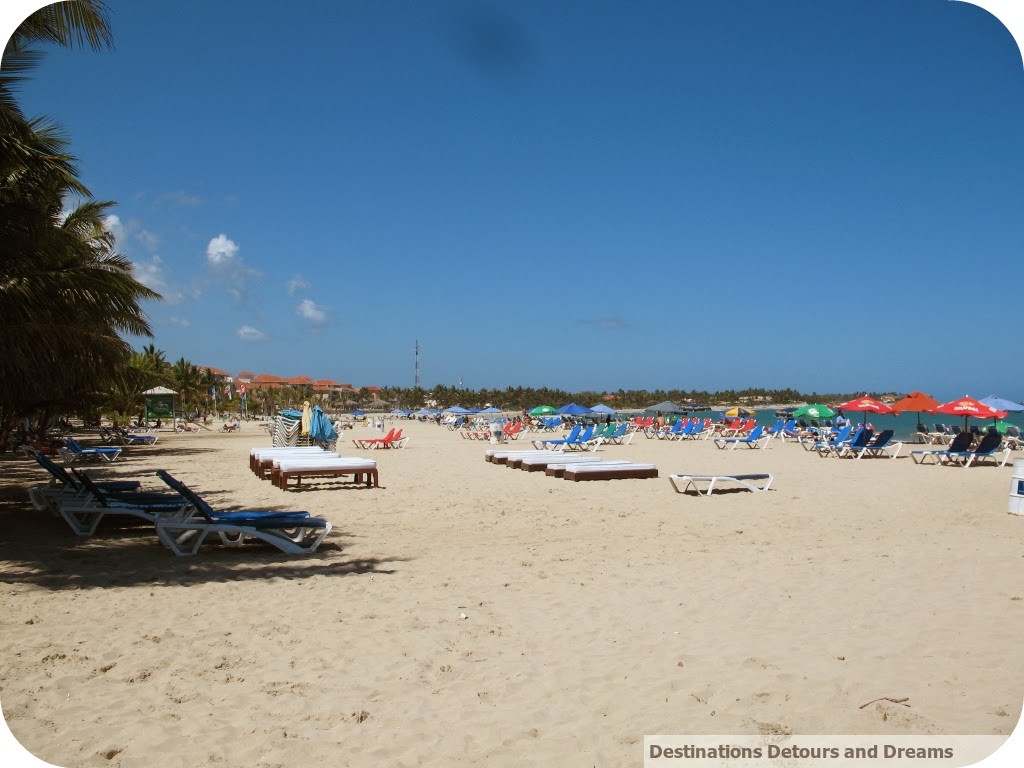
[{"left": 241, "top": 372, "right": 368, "bottom": 391}]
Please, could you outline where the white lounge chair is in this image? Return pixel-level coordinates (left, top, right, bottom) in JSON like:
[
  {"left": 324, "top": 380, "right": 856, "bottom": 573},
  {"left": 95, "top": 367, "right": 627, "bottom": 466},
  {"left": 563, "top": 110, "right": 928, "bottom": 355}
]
[{"left": 668, "top": 474, "right": 774, "bottom": 496}]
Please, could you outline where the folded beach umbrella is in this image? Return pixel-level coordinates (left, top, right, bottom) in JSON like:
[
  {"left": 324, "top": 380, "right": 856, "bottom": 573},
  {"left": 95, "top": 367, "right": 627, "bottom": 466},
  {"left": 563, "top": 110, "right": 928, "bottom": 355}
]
[
  {"left": 836, "top": 396, "right": 894, "bottom": 425},
  {"left": 301, "top": 401, "right": 312, "bottom": 436},
  {"left": 933, "top": 395, "right": 1006, "bottom": 431},
  {"left": 308, "top": 405, "right": 337, "bottom": 443}
]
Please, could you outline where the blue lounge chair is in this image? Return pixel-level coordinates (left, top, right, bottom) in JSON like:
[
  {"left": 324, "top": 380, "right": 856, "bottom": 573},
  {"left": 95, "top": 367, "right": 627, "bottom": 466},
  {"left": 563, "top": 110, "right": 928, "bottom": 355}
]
[
  {"left": 530, "top": 424, "right": 581, "bottom": 450},
  {"left": 803, "top": 425, "right": 852, "bottom": 453},
  {"left": 838, "top": 429, "right": 902, "bottom": 459},
  {"left": 59, "top": 437, "right": 122, "bottom": 464},
  {"left": 561, "top": 424, "right": 598, "bottom": 451},
  {"left": 156, "top": 471, "right": 331, "bottom": 556},
  {"left": 683, "top": 419, "right": 711, "bottom": 440},
  {"left": 656, "top": 420, "right": 687, "bottom": 440},
  {"left": 713, "top": 424, "right": 770, "bottom": 450},
  {"left": 939, "top": 431, "right": 1011, "bottom": 467},
  {"left": 818, "top": 427, "right": 872, "bottom": 457},
  {"left": 26, "top": 450, "right": 142, "bottom": 513},
  {"left": 117, "top": 429, "right": 158, "bottom": 446},
  {"left": 779, "top": 420, "right": 802, "bottom": 442},
  {"left": 57, "top": 470, "right": 191, "bottom": 536},
  {"left": 601, "top": 423, "right": 634, "bottom": 445},
  {"left": 910, "top": 432, "right": 973, "bottom": 464}
]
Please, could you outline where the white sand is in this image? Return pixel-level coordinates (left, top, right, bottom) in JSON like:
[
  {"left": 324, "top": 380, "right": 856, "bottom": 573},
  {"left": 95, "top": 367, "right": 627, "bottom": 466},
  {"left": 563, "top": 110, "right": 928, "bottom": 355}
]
[{"left": 1, "top": 420, "right": 1022, "bottom": 767}]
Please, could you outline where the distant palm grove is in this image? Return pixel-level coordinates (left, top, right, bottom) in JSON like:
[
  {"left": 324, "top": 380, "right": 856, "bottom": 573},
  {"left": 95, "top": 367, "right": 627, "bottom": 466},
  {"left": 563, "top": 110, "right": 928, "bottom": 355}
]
[{"left": 0, "top": 2, "right": 882, "bottom": 450}]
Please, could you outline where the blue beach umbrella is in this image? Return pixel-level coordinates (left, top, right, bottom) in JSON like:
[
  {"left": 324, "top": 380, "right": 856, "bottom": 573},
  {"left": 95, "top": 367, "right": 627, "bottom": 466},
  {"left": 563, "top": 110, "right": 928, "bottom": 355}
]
[
  {"left": 980, "top": 395, "right": 1024, "bottom": 430},
  {"left": 557, "top": 403, "right": 592, "bottom": 415},
  {"left": 478, "top": 407, "right": 502, "bottom": 414},
  {"left": 590, "top": 404, "right": 617, "bottom": 415},
  {"left": 980, "top": 395, "right": 1024, "bottom": 413},
  {"left": 444, "top": 406, "right": 472, "bottom": 414}
]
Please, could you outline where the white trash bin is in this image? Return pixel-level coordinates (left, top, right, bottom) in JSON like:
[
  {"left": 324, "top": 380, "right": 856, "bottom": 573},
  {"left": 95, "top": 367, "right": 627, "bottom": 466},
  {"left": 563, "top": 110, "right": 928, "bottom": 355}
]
[{"left": 1010, "top": 459, "right": 1024, "bottom": 516}]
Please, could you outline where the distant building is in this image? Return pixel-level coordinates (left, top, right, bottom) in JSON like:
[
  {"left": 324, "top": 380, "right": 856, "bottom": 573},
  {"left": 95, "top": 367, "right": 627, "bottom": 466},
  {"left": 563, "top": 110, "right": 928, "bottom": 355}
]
[
  {"left": 243, "top": 372, "right": 360, "bottom": 399},
  {"left": 199, "top": 366, "right": 233, "bottom": 383}
]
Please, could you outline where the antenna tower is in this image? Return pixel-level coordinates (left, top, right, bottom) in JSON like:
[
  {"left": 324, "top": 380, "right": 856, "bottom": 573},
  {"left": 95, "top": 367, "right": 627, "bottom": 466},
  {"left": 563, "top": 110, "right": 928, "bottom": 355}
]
[{"left": 414, "top": 340, "right": 420, "bottom": 389}]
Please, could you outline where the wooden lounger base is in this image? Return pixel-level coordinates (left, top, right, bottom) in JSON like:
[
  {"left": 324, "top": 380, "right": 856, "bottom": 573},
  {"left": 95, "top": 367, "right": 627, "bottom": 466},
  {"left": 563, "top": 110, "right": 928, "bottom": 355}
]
[
  {"left": 544, "top": 460, "right": 630, "bottom": 478},
  {"left": 562, "top": 465, "right": 658, "bottom": 481},
  {"left": 668, "top": 474, "right": 773, "bottom": 495},
  {"left": 273, "top": 468, "right": 379, "bottom": 490}
]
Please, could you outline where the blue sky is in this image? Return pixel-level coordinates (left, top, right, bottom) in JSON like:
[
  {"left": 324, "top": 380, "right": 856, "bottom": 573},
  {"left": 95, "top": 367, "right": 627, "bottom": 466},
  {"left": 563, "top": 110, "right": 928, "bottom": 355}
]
[{"left": 4, "top": 1, "right": 1023, "bottom": 399}]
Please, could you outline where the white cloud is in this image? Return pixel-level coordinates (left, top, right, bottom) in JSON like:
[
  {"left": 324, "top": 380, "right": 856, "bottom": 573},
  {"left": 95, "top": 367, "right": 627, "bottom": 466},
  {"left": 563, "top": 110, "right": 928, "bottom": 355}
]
[
  {"left": 206, "top": 234, "right": 240, "bottom": 267},
  {"left": 168, "top": 316, "right": 190, "bottom": 328},
  {"left": 104, "top": 214, "right": 125, "bottom": 241},
  {"left": 237, "top": 325, "right": 267, "bottom": 342},
  {"left": 132, "top": 255, "right": 165, "bottom": 290},
  {"left": 104, "top": 214, "right": 160, "bottom": 251},
  {"left": 286, "top": 274, "right": 310, "bottom": 296},
  {"left": 295, "top": 298, "right": 327, "bottom": 327},
  {"left": 130, "top": 255, "right": 185, "bottom": 304},
  {"left": 137, "top": 228, "right": 160, "bottom": 251},
  {"left": 205, "top": 233, "right": 262, "bottom": 304}
]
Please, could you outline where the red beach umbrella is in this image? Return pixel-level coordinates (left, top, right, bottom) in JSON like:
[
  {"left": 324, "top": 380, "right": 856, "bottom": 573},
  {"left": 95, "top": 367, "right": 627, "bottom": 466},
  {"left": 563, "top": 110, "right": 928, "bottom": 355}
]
[
  {"left": 836, "top": 396, "right": 894, "bottom": 425},
  {"left": 933, "top": 395, "right": 1007, "bottom": 431}
]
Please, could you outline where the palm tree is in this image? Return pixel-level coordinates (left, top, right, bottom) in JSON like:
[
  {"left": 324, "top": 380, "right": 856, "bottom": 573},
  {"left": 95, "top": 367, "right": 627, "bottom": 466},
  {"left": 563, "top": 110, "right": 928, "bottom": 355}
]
[
  {"left": 102, "top": 350, "right": 165, "bottom": 426},
  {"left": 169, "top": 358, "right": 202, "bottom": 416},
  {"left": 0, "top": 2, "right": 162, "bottom": 448},
  {"left": 4, "top": 1, "right": 113, "bottom": 54}
]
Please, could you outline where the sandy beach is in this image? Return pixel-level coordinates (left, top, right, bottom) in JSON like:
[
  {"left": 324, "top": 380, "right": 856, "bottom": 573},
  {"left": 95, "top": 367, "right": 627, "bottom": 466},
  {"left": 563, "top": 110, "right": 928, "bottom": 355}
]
[{"left": 1, "top": 420, "right": 1022, "bottom": 767}]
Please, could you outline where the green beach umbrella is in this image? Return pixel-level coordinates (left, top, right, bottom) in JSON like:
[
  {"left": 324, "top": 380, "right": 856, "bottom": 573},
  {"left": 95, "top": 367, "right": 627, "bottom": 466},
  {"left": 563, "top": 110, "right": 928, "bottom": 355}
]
[
  {"left": 529, "top": 405, "right": 557, "bottom": 416},
  {"left": 792, "top": 404, "right": 836, "bottom": 420}
]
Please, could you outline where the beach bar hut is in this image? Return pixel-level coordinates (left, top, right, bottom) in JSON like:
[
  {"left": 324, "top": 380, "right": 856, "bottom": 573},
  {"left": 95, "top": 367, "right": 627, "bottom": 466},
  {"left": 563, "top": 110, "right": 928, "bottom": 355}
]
[{"left": 143, "top": 386, "right": 177, "bottom": 424}]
